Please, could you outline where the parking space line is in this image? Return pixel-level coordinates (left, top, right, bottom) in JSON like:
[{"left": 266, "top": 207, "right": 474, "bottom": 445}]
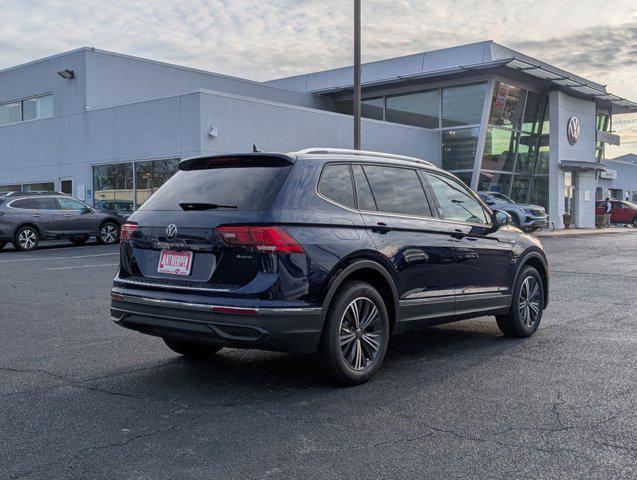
[
  {"left": 0, "top": 253, "right": 119, "bottom": 264},
  {"left": 45, "top": 263, "right": 119, "bottom": 271}
]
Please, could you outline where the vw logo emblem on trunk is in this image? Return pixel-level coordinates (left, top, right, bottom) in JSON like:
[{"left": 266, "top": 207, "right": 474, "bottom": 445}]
[
  {"left": 166, "top": 224, "right": 178, "bottom": 240},
  {"left": 567, "top": 116, "right": 580, "bottom": 145}
]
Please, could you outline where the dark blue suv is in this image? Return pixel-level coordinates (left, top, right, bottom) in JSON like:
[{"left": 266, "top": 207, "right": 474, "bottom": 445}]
[{"left": 111, "top": 148, "right": 549, "bottom": 384}]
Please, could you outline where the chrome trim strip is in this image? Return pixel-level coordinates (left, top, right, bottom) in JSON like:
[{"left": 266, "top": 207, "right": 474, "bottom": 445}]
[
  {"left": 399, "top": 295, "right": 456, "bottom": 306},
  {"left": 114, "top": 275, "right": 231, "bottom": 293},
  {"left": 112, "top": 293, "right": 322, "bottom": 315}
]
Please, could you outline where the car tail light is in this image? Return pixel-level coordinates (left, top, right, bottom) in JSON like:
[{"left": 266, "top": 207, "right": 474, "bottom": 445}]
[
  {"left": 120, "top": 223, "right": 139, "bottom": 242},
  {"left": 216, "top": 226, "right": 304, "bottom": 253}
]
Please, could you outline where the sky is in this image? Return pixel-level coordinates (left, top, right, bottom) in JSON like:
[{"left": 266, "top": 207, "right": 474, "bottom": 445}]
[{"left": 1, "top": 0, "right": 636, "bottom": 156}]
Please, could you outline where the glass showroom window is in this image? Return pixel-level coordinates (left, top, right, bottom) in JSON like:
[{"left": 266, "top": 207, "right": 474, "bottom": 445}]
[
  {"left": 22, "top": 95, "right": 53, "bottom": 121},
  {"left": 93, "top": 162, "right": 134, "bottom": 216},
  {"left": 529, "top": 176, "right": 548, "bottom": 208},
  {"left": 385, "top": 89, "right": 439, "bottom": 128},
  {"left": 442, "top": 83, "right": 487, "bottom": 128},
  {"left": 477, "top": 171, "right": 512, "bottom": 194},
  {"left": 135, "top": 158, "right": 180, "bottom": 207},
  {"left": 334, "top": 97, "right": 384, "bottom": 121},
  {"left": 522, "top": 91, "right": 548, "bottom": 134},
  {"left": 442, "top": 128, "right": 480, "bottom": 171},
  {"left": 481, "top": 128, "right": 518, "bottom": 172},
  {"left": 489, "top": 82, "right": 526, "bottom": 130},
  {"left": 0, "top": 101, "right": 21, "bottom": 126}
]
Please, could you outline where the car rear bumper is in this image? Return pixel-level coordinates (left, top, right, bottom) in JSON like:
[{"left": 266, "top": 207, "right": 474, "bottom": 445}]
[{"left": 110, "top": 288, "right": 324, "bottom": 353}]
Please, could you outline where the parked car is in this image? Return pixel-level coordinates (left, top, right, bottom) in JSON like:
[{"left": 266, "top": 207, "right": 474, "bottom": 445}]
[
  {"left": 111, "top": 148, "right": 549, "bottom": 385},
  {"left": 0, "top": 191, "right": 125, "bottom": 251},
  {"left": 478, "top": 191, "right": 547, "bottom": 232},
  {"left": 94, "top": 199, "right": 134, "bottom": 218},
  {"left": 595, "top": 200, "right": 637, "bottom": 226}
]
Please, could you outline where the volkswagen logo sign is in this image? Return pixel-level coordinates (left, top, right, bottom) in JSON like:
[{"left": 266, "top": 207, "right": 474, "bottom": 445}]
[
  {"left": 165, "top": 224, "right": 178, "bottom": 240},
  {"left": 567, "top": 116, "right": 580, "bottom": 145}
]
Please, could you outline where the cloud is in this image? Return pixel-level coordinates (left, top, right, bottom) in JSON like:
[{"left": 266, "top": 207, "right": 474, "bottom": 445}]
[{"left": 0, "top": 0, "right": 636, "bottom": 153}]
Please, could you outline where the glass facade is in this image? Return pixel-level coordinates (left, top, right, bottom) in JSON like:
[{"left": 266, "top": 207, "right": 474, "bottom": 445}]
[
  {"left": 442, "top": 128, "right": 480, "bottom": 170},
  {"left": 478, "top": 81, "right": 550, "bottom": 208},
  {"left": 442, "top": 83, "right": 487, "bottom": 127},
  {"left": 93, "top": 159, "right": 179, "bottom": 215},
  {"left": 385, "top": 90, "right": 439, "bottom": 128},
  {"left": 332, "top": 79, "right": 550, "bottom": 209}
]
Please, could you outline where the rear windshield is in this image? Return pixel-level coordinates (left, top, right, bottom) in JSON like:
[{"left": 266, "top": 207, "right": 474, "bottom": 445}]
[{"left": 139, "top": 161, "right": 292, "bottom": 212}]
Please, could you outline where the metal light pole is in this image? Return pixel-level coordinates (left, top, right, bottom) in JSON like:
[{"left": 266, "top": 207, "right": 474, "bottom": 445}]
[{"left": 353, "top": 0, "right": 361, "bottom": 150}]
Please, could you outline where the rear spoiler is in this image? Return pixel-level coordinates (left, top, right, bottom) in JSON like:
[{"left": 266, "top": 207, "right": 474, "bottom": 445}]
[{"left": 179, "top": 153, "right": 295, "bottom": 171}]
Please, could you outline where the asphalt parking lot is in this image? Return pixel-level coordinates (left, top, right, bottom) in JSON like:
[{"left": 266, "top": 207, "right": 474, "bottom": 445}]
[{"left": 1, "top": 233, "right": 636, "bottom": 479}]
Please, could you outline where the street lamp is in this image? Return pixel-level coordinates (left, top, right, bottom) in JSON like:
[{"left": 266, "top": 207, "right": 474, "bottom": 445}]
[{"left": 354, "top": 0, "right": 361, "bottom": 150}]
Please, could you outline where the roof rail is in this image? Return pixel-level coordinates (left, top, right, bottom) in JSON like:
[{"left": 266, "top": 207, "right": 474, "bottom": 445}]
[{"left": 297, "top": 148, "right": 434, "bottom": 167}]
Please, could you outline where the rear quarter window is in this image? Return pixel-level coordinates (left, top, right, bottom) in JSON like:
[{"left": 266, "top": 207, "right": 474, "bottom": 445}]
[{"left": 318, "top": 164, "right": 355, "bottom": 209}]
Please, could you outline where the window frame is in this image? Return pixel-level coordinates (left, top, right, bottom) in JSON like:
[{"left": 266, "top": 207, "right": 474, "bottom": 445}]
[
  {"left": 423, "top": 170, "right": 493, "bottom": 227},
  {"left": 55, "top": 196, "right": 91, "bottom": 211},
  {"left": 355, "top": 163, "right": 435, "bottom": 218},
  {"left": 316, "top": 162, "right": 357, "bottom": 210}
]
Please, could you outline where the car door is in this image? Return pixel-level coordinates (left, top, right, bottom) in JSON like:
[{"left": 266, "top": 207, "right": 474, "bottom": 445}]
[
  {"left": 424, "top": 172, "right": 514, "bottom": 316},
  {"left": 614, "top": 202, "right": 632, "bottom": 223},
  {"left": 55, "top": 196, "right": 97, "bottom": 235},
  {"left": 352, "top": 163, "right": 457, "bottom": 329},
  {"left": 27, "top": 197, "right": 66, "bottom": 237}
]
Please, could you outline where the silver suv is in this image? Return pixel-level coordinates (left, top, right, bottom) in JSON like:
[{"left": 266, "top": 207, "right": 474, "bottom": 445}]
[
  {"left": 0, "top": 191, "right": 124, "bottom": 251},
  {"left": 478, "top": 191, "right": 547, "bottom": 232}
]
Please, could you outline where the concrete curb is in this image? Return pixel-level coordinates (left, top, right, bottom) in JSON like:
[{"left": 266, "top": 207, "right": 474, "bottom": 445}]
[{"left": 534, "top": 227, "right": 636, "bottom": 238}]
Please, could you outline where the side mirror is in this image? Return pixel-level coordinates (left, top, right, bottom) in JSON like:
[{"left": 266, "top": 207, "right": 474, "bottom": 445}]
[
  {"left": 81, "top": 207, "right": 92, "bottom": 214},
  {"left": 487, "top": 210, "right": 512, "bottom": 233}
]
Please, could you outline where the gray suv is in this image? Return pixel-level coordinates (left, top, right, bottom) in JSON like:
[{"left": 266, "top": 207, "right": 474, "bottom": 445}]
[
  {"left": 0, "top": 191, "right": 124, "bottom": 251},
  {"left": 478, "top": 191, "right": 547, "bottom": 232}
]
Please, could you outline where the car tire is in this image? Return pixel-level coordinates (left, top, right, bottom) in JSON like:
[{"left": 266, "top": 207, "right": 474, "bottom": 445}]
[
  {"left": 14, "top": 226, "right": 39, "bottom": 251},
  {"left": 633, "top": 216, "right": 637, "bottom": 228},
  {"left": 0, "top": 241, "right": 6, "bottom": 249},
  {"left": 319, "top": 280, "right": 390, "bottom": 385},
  {"left": 496, "top": 265, "right": 545, "bottom": 338},
  {"left": 70, "top": 235, "right": 90, "bottom": 245},
  {"left": 163, "top": 338, "right": 223, "bottom": 359},
  {"left": 97, "top": 222, "right": 120, "bottom": 244}
]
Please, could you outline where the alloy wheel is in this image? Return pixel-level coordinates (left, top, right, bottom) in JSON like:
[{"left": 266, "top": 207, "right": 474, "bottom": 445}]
[
  {"left": 18, "top": 229, "right": 37, "bottom": 250},
  {"left": 100, "top": 225, "right": 118, "bottom": 244},
  {"left": 519, "top": 276, "right": 541, "bottom": 327},
  {"left": 339, "top": 297, "right": 383, "bottom": 371}
]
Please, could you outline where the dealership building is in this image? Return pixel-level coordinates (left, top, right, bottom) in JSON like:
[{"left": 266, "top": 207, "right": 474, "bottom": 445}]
[{"left": 1, "top": 41, "right": 636, "bottom": 227}]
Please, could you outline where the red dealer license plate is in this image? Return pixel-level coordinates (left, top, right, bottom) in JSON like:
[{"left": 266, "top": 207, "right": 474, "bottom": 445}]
[{"left": 158, "top": 250, "right": 193, "bottom": 276}]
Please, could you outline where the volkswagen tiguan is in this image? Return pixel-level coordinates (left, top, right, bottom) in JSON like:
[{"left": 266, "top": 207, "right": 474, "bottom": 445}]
[{"left": 111, "top": 148, "right": 549, "bottom": 384}]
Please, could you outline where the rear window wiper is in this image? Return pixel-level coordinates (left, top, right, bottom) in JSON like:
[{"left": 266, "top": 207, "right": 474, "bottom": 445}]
[{"left": 179, "top": 202, "right": 238, "bottom": 211}]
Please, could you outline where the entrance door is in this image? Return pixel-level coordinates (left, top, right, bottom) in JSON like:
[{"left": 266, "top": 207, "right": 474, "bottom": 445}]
[{"left": 60, "top": 178, "right": 73, "bottom": 196}]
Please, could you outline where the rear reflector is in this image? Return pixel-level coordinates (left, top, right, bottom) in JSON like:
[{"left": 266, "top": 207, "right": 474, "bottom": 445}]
[
  {"left": 120, "top": 223, "right": 139, "bottom": 242},
  {"left": 212, "top": 306, "right": 259, "bottom": 315},
  {"left": 216, "top": 226, "right": 304, "bottom": 253}
]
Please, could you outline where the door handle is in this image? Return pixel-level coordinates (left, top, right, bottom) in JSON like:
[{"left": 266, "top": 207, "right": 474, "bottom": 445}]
[
  {"left": 450, "top": 229, "right": 465, "bottom": 239},
  {"left": 63, "top": 214, "right": 71, "bottom": 217},
  {"left": 32, "top": 214, "right": 40, "bottom": 217},
  {"left": 371, "top": 222, "right": 393, "bottom": 233}
]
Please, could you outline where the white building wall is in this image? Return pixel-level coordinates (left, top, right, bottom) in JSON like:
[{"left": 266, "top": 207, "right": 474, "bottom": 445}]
[{"left": 549, "top": 90, "right": 598, "bottom": 228}]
